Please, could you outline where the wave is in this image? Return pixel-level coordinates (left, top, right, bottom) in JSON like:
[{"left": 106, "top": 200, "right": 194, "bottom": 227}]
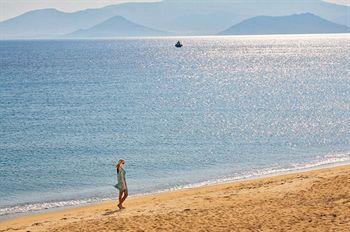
[
  {"left": 137, "top": 151, "right": 350, "bottom": 194},
  {"left": 1, "top": 151, "right": 349, "bottom": 219},
  {"left": 0, "top": 197, "right": 109, "bottom": 218}
]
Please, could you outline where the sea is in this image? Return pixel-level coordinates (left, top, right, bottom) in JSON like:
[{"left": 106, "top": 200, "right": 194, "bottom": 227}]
[{"left": 0, "top": 34, "right": 349, "bottom": 219}]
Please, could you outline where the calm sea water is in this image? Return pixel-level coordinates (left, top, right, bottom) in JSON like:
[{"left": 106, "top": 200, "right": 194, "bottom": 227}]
[{"left": 0, "top": 35, "right": 349, "bottom": 218}]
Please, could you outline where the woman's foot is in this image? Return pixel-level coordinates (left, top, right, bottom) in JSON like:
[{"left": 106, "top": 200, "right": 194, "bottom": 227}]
[{"left": 118, "top": 204, "right": 125, "bottom": 209}]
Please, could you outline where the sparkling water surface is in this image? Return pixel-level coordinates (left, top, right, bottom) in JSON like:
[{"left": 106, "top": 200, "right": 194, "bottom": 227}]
[{"left": 0, "top": 34, "right": 349, "bottom": 217}]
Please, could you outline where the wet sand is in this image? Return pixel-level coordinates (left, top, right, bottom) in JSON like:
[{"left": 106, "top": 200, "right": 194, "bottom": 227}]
[{"left": 1, "top": 164, "right": 349, "bottom": 231}]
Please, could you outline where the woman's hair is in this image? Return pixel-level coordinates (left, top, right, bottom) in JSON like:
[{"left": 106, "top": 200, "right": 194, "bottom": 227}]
[{"left": 116, "top": 159, "right": 125, "bottom": 173}]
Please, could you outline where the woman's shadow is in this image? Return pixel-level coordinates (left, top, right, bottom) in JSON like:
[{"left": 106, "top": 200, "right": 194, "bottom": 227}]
[{"left": 102, "top": 209, "right": 120, "bottom": 216}]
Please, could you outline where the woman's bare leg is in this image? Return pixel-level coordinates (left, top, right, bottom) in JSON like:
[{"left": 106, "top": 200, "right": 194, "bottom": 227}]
[
  {"left": 118, "top": 190, "right": 124, "bottom": 208},
  {"left": 117, "top": 190, "right": 128, "bottom": 209},
  {"left": 121, "top": 190, "right": 128, "bottom": 204}
]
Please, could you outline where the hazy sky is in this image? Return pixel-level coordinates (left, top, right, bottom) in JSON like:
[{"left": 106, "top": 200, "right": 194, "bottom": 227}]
[
  {"left": 0, "top": 0, "right": 159, "bottom": 21},
  {"left": 0, "top": 0, "right": 348, "bottom": 22}
]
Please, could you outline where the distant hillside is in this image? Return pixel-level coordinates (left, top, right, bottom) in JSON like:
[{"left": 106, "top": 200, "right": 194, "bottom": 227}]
[
  {"left": 219, "top": 13, "right": 350, "bottom": 35},
  {"left": 0, "top": 0, "right": 349, "bottom": 38},
  {"left": 65, "top": 16, "right": 168, "bottom": 38},
  {"left": 163, "top": 12, "right": 247, "bottom": 35},
  {"left": 0, "top": 8, "right": 116, "bottom": 39}
]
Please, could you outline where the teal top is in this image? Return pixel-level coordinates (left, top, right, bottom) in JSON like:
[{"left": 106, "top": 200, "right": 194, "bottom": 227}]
[{"left": 116, "top": 168, "right": 127, "bottom": 191}]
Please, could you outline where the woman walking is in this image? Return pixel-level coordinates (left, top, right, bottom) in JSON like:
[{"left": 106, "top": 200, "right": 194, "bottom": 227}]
[{"left": 115, "top": 159, "right": 128, "bottom": 209}]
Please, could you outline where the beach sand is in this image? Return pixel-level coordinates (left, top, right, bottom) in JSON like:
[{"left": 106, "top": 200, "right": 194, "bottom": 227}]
[{"left": 1, "top": 164, "right": 349, "bottom": 232}]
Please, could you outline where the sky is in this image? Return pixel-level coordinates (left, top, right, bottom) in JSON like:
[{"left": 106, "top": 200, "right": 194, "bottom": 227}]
[
  {"left": 0, "top": 0, "right": 349, "bottom": 22},
  {"left": 0, "top": 0, "right": 159, "bottom": 21}
]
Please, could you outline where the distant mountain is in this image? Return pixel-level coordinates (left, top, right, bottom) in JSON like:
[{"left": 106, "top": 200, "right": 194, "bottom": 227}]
[
  {"left": 108, "top": 0, "right": 350, "bottom": 32},
  {"left": 219, "top": 13, "right": 350, "bottom": 35},
  {"left": 162, "top": 12, "right": 247, "bottom": 35},
  {"left": 65, "top": 15, "right": 168, "bottom": 38},
  {"left": 0, "top": 8, "right": 117, "bottom": 39},
  {"left": 0, "top": 0, "right": 349, "bottom": 38}
]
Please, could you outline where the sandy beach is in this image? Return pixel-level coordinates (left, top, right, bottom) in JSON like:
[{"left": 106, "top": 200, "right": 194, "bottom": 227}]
[{"left": 1, "top": 164, "right": 349, "bottom": 232}]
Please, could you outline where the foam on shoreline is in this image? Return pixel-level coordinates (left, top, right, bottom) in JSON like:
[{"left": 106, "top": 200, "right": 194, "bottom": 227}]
[{"left": 1, "top": 151, "right": 349, "bottom": 220}]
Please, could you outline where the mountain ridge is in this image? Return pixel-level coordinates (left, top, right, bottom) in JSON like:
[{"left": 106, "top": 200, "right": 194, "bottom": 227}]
[
  {"left": 65, "top": 15, "right": 169, "bottom": 38},
  {"left": 0, "top": 0, "right": 349, "bottom": 38},
  {"left": 219, "top": 13, "right": 350, "bottom": 35}
]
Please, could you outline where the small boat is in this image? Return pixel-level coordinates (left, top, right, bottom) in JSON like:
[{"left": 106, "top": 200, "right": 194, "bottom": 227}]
[{"left": 175, "top": 41, "right": 183, "bottom": 48}]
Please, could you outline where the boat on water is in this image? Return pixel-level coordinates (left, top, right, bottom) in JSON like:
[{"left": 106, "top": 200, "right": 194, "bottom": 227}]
[{"left": 175, "top": 41, "right": 183, "bottom": 48}]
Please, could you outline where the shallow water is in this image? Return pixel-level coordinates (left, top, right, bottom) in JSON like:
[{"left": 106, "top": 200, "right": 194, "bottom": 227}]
[{"left": 0, "top": 34, "right": 349, "bottom": 217}]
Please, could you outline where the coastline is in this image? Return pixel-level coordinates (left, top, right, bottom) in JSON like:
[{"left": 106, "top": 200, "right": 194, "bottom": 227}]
[
  {"left": 2, "top": 154, "right": 349, "bottom": 221},
  {"left": 1, "top": 163, "right": 349, "bottom": 231}
]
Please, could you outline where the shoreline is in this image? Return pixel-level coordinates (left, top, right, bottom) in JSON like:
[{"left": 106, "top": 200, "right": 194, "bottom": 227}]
[
  {"left": 1, "top": 163, "right": 349, "bottom": 231},
  {"left": 1, "top": 158, "right": 350, "bottom": 222}
]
